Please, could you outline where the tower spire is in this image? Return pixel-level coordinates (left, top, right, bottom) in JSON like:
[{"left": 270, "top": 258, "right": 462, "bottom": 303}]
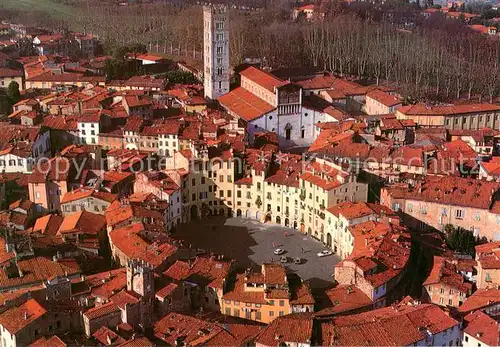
[{"left": 203, "top": 2, "right": 230, "bottom": 100}]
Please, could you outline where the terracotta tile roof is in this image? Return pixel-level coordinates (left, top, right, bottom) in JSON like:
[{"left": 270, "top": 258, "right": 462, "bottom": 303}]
[
  {"left": 322, "top": 298, "right": 458, "bottom": 346},
  {"left": 423, "top": 256, "right": 473, "bottom": 293},
  {"left": 339, "top": 222, "right": 411, "bottom": 288},
  {"left": 32, "top": 214, "right": 63, "bottom": 236},
  {"left": 164, "top": 256, "right": 233, "bottom": 289},
  {"left": 117, "top": 337, "right": 155, "bottom": 347},
  {"left": 481, "top": 157, "right": 500, "bottom": 177},
  {"left": 83, "top": 301, "right": 120, "bottom": 320},
  {"left": 300, "top": 172, "right": 342, "bottom": 191},
  {"left": 458, "top": 289, "right": 500, "bottom": 313},
  {"left": 109, "top": 222, "right": 177, "bottom": 268},
  {"left": 0, "top": 257, "right": 80, "bottom": 291},
  {"left": 154, "top": 312, "right": 262, "bottom": 346},
  {"left": 105, "top": 203, "right": 163, "bottom": 228},
  {"left": 379, "top": 117, "right": 404, "bottom": 130},
  {"left": 223, "top": 274, "right": 267, "bottom": 304},
  {"left": 0, "top": 68, "right": 23, "bottom": 78},
  {"left": 0, "top": 299, "right": 46, "bottom": 335},
  {"left": 255, "top": 313, "right": 314, "bottom": 346},
  {"left": 29, "top": 335, "right": 67, "bottom": 347},
  {"left": 240, "top": 66, "right": 289, "bottom": 92},
  {"left": 383, "top": 177, "right": 499, "bottom": 210},
  {"left": 295, "top": 74, "right": 336, "bottom": 90},
  {"left": 367, "top": 90, "right": 402, "bottom": 107},
  {"left": 0, "top": 210, "right": 28, "bottom": 228},
  {"left": 110, "top": 290, "right": 141, "bottom": 309},
  {"left": 218, "top": 87, "right": 275, "bottom": 122},
  {"left": 290, "top": 282, "right": 315, "bottom": 305},
  {"left": 61, "top": 187, "right": 117, "bottom": 204},
  {"left": 155, "top": 283, "right": 178, "bottom": 300},
  {"left": 398, "top": 103, "right": 500, "bottom": 116},
  {"left": 0, "top": 237, "right": 15, "bottom": 265},
  {"left": 154, "top": 312, "right": 221, "bottom": 345},
  {"left": 463, "top": 311, "right": 500, "bottom": 346},
  {"left": 92, "top": 326, "right": 125, "bottom": 346},
  {"left": 135, "top": 53, "right": 164, "bottom": 62},
  {"left": 308, "top": 129, "right": 370, "bottom": 159},
  {"left": 72, "top": 268, "right": 126, "bottom": 300},
  {"left": 315, "top": 285, "right": 372, "bottom": 317},
  {"left": 58, "top": 211, "right": 106, "bottom": 235},
  {"left": 42, "top": 115, "right": 78, "bottom": 131},
  {"left": 265, "top": 153, "right": 303, "bottom": 188},
  {"left": 326, "top": 201, "right": 376, "bottom": 220},
  {"left": 261, "top": 263, "right": 287, "bottom": 285},
  {"left": 124, "top": 95, "right": 152, "bottom": 108}
]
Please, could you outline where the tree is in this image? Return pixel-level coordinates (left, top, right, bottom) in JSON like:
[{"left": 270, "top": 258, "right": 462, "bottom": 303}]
[
  {"left": 6, "top": 81, "right": 20, "bottom": 105},
  {"left": 164, "top": 70, "right": 197, "bottom": 85},
  {"left": 0, "top": 95, "right": 11, "bottom": 117},
  {"left": 445, "top": 226, "right": 477, "bottom": 257}
]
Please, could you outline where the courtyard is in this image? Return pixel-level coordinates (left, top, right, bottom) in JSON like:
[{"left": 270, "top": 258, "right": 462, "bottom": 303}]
[{"left": 172, "top": 216, "right": 340, "bottom": 289}]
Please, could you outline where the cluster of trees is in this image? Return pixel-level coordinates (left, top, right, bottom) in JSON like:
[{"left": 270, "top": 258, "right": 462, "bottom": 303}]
[
  {"left": 67, "top": 2, "right": 499, "bottom": 102},
  {"left": 161, "top": 70, "right": 198, "bottom": 85},
  {"left": 297, "top": 15, "right": 499, "bottom": 102},
  {"left": 0, "top": 82, "right": 21, "bottom": 117},
  {"left": 2, "top": 0, "right": 499, "bottom": 102},
  {"left": 103, "top": 44, "right": 148, "bottom": 80},
  {"left": 444, "top": 224, "right": 486, "bottom": 257}
]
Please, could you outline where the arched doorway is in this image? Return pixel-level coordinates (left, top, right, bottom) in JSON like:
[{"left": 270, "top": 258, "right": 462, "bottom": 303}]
[
  {"left": 219, "top": 208, "right": 224, "bottom": 216},
  {"left": 265, "top": 214, "right": 271, "bottom": 222},
  {"left": 237, "top": 209, "right": 242, "bottom": 217},
  {"left": 213, "top": 209, "right": 218, "bottom": 216},
  {"left": 190, "top": 205, "right": 198, "bottom": 219},
  {"left": 285, "top": 123, "right": 292, "bottom": 140},
  {"left": 276, "top": 216, "right": 281, "bottom": 224},
  {"left": 285, "top": 218, "right": 289, "bottom": 227},
  {"left": 227, "top": 209, "right": 232, "bottom": 217},
  {"left": 327, "top": 233, "right": 332, "bottom": 248}
]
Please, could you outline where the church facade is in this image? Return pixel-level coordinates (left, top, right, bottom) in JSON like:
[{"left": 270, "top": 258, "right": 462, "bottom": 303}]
[{"left": 218, "top": 66, "right": 340, "bottom": 149}]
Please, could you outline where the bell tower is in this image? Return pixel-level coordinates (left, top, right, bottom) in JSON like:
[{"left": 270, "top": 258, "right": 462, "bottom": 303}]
[{"left": 203, "top": 4, "right": 230, "bottom": 100}]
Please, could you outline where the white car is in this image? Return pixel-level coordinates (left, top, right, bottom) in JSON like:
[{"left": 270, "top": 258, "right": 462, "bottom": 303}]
[
  {"left": 317, "top": 250, "right": 333, "bottom": 258},
  {"left": 274, "top": 248, "right": 285, "bottom": 255}
]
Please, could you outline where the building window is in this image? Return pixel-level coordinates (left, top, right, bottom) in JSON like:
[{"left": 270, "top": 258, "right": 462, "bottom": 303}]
[
  {"left": 279, "top": 300, "right": 284, "bottom": 306},
  {"left": 255, "top": 311, "right": 261, "bottom": 320},
  {"left": 279, "top": 311, "right": 284, "bottom": 316},
  {"left": 269, "top": 311, "right": 274, "bottom": 317},
  {"left": 455, "top": 209, "right": 464, "bottom": 219}
]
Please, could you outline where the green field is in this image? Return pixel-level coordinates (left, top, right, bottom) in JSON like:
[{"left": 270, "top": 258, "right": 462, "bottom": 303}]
[{"left": 0, "top": 0, "right": 75, "bottom": 19}]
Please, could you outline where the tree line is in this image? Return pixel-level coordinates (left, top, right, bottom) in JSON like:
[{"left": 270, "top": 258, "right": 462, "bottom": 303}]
[{"left": 2, "top": 1, "right": 499, "bottom": 102}]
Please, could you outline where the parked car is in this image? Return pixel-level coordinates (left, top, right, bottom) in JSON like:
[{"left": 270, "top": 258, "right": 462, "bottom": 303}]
[
  {"left": 317, "top": 250, "right": 333, "bottom": 258},
  {"left": 274, "top": 248, "right": 285, "bottom": 255},
  {"left": 294, "top": 257, "right": 302, "bottom": 264},
  {"left": 280, "top": 256, "right": 288, "bottom": 263}
]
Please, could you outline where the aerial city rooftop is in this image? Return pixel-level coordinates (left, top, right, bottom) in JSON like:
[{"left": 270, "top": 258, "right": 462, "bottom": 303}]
[{"left": 0, "top": 0, "right": 499, "bottom": 346}]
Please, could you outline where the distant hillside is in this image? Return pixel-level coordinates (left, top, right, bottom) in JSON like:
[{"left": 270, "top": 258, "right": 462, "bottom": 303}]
[{"left": 0, "top": 0, "right": 74, "bottom": 18}]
